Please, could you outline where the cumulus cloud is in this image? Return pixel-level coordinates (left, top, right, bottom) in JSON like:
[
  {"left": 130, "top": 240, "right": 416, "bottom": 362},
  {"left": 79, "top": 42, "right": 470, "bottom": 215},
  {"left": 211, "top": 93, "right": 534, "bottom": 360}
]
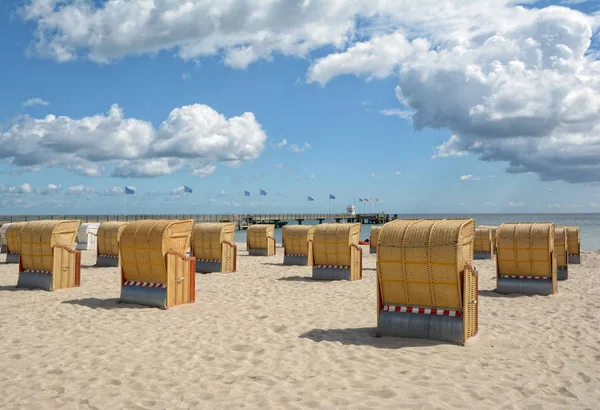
[
  {"left": 36, "top": 183, "right": 62, "bottom": 195},
  {"left": 460, "top": 175, "right": 481, "bottom": 181},
  {"left": 290, "top": 143, "right": 312, "bottom": 153},
  {"left": 67, "top": 185, "right": 95, "bottom": 195},
  {"left": 22, "top": 97, "right": 49, "bottom": 107},
  {"left": 275, "top": 163, "right": 284, "bottom": 168},
  {"left": 0, "top": 104, "right": 266, "bottom": 178},
  {"left": 0, "top": 183, "right": 32, "bottom": 194},
  {"left": 103, "top": 187, "right": 124, "bottom": 196},
  {"left": 273, "top": 139, "right": 287, "bottom": 149}
]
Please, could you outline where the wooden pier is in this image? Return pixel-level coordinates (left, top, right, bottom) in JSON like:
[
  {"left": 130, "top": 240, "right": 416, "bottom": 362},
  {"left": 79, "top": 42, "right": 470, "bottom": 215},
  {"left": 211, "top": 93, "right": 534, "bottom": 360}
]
[{"left": 0, "top": 213, "right": 394, "bottom": 230}]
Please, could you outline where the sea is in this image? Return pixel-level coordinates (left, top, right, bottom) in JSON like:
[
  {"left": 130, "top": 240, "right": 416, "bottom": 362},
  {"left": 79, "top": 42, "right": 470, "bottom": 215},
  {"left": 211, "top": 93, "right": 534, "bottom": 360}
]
[{"left": 232, "top": 214, "right": 600, "bottom": 251}]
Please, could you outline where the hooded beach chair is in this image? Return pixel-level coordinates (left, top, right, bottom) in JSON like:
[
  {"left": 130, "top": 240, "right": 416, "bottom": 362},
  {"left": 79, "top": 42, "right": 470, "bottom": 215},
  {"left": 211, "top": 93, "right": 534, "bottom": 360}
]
[
  {"left": 496, "top": 223, "right": 557, "bottom": 296},
  {"left": 4, "top": 222, "right": 27, "bottom": 264},
  {"left": 191, "top": 222, "right": 237, "bottom": 273},
  {"left": 76, "top": 223, "right": 100, "bottom": 250},
  {"left": 564, "top": 226, "right": 581, "bottom": 264},
  {"left": 1, "top": 223, "right": 10, "bottom": 253},
  {"left": 376, "top": 219, "right": 478, "bottom": 345},
  {"left": 555, "top": 227, "right": 568, "bottom": 280},
  {"left": 369, "top": 226, "right": 382, "bottom": 254},
  {"left": 246, "top": 224, "right": 276, "bottom": 256},
  {"left": 96, "top": 221, "right": 129, "bottom": 267},
  {"left": 474, "top": 226, "right": 495, "bottom": 259},
  {"left": 17, "top": 220, "right": 81, "bottom": 290},
  {"left": 312, "top": 223, "right": 362, "bottom": 280},
  {"left": 119, "top": 219, "right": 195, "bottom": 309},
  {"left": 283, "top": 225, "right": 315, "bottom": 266}
]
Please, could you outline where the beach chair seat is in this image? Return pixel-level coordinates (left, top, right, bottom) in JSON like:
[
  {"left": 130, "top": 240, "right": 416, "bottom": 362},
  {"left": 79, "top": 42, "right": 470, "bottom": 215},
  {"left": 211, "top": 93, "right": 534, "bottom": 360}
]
[
  {"left": 312, "top": 223, "right": 362, "bottom": 280},
  {"left": 17, "top": 220, "right": 81, "bottom": 291},
  {"left": 283, "top": 225, "right": 315, "bottom": 266},
  {"left": 376, "top": 219, "right": 478, "bottom": 345},
  {"left": 496, "top": 223, "right": 557, "bottom": 295},
  {"left": 119, "top": 220, "right": 195, "bottom": 309},
  {"left": 76, "top": 223, "right": 100, "bottom": 251},
  {"left": 192, "top": 223, "right": 237, "bottom": 273},
  {"left": 247, "top": 224, "right": 276, "bottom": 256}
]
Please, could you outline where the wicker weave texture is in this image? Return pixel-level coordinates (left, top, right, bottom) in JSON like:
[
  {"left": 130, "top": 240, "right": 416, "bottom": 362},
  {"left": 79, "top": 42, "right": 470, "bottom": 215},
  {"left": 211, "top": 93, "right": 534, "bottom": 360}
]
[
  {"left": 120, "top": 219, "right": 193, "bottom": 283},
  {"left": 555, "top": 227, "right": 568, "bottom": 268},
  {"left": 247, "top": 224, "right": 275, "bottom": 249},
  {"left": 97, "top": 222, "right": 129, "bottom": 256},
  {"left": 479, "top": 225, "right": 497, "bottom": 246},
  {"left": 313, "top": 223, "right": 360, "bottom": 266},
  {"left": 474, "top": 227, "right": 493, "bottom": 253},
  {"left": 370, "top": 226, "right": 382, "bottom": 249},
  {"left": 284, "top": 225, "right": 315, "bottom": 256},
  {"left": 192, "top": 223, "right": 235, "bottom": 260},
  {"left": 497, "top": 223, "right": 554, "bottom": 277},
  {"left": 564, "top": 226, "right": 580, "bottom": 255},
  {"left": 6, "top": 222, "right": 27, "bottom": 253},
  {"left": 20, "top": 220, "right": 80, "bottom": 271},
  {"left": 377, "top": 219, "right": 474, "bottom": 310}
]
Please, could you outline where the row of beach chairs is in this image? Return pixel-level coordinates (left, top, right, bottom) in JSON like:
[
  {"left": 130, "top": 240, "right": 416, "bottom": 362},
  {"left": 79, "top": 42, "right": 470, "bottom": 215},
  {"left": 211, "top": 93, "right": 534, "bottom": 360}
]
[{"left": 2, "top": 219, "right": 582, "bottom": 346}]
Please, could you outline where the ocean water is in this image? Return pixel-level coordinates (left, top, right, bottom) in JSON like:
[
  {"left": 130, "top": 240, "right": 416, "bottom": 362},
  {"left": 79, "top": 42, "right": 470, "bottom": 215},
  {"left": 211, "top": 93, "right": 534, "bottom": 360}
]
[{"left": 233, "top": 214, "right": 600, "bottom": 251}]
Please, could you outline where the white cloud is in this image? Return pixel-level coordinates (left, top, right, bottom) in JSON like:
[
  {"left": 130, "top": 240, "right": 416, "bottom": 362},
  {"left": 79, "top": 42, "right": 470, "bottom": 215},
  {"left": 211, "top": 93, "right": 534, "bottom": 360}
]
[
  {"left": 273, "top": 139, "right": 287, "bottom": 149},
  {"left": 218, "top": 189, "right": 227, "bottom": 197},
  {"left": 460, "top": 175, "right": 481, "bottom": 181},
  {"left": 506, "top": 201, "right": 525, "bottom": 208},
  {"left": 290, "top": 142, "right": 312, "bottom": 153},
  {"left": 380, "top": 109, "right": 414, "bottom": 120},
  {"left": 22, "top": 97, "right": 49, "bottom": 107},
  {"left": 103, "top": 187, "right": 124, "bottom": 196},
  {"left": 36, "top": 183, "right": 62, "bottom": 195},
  {"left": 395, "top": 171, "right": 402, "bottom": 175},
  {"left": 432, "top": 135, "right": 468, "bottom": 159},
  {"left": 1, "top": 183, "right": 33, "bottom": 195},
  {"left": 275, "top": 163, "right": 284, "bottom": 168},
  {"left": 0, "top": 103, "right": 266, "bottom": 178},
  {"left": 67, "top": 185, "right": 95, "bottom": 195}
]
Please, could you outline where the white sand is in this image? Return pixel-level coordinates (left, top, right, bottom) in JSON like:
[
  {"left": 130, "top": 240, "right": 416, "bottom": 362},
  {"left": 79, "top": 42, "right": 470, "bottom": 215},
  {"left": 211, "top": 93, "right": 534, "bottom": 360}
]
[{"left": 1, "top": 246, "right": 599, "bottom": 409}]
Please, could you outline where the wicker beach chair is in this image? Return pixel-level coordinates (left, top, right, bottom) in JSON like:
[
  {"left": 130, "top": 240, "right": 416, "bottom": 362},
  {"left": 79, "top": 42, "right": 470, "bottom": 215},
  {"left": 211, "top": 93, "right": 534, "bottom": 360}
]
[
  {"left": 474, "top": 226, "right": 495, "bottom": 259},
  {"left": 496, "top": 223, "right": 557, "bottom": 296},
  {"left": 370, "top": 226, "right": 382, "bottom": 254},
  {"left": 0, "top": 223, "right": 10, "bottom": 254},
  {"left": 283, "top": 225, "right": 315, "bottom": 266},
  {"left": 564, "top": 226, "right": 581, "bottom": 264},
  {"left": 312, "top": 223, "right": 362, "bottom": 280},
  {"left": 119, "top": 220, "right": 195, "bottom": 309},
  {"left": 246, "top": 224, "right": 276, "bottom": 256},
  {"left": 76, "top": 223, "right": 100, "bottom": 251},
  {"left": 555, "top": 227, "right": 568, "bottom": 280},
  {"left": 96, "top": 221, "right": 129, "bottom": 267},
  {"left": 17, "top": 220, "right": 81, "bottom": 290},
  {"left": 4, "top": 222, "right": 27, "bottom": 264},
  {"left": 191, "top": 223, "right": 237, "bottom": 273},
  {"left": 376, "top": 219, "right": 478, "bottom": 345}
]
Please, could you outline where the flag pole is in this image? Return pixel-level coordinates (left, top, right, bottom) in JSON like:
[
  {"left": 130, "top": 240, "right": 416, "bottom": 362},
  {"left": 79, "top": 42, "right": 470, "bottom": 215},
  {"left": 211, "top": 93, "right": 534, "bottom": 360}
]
[
  {"left": 329, "top": 196, "right": 331, "bottom": 213},
  {"left": 123, "top": 189, "right": 126, "bottom": 217}
]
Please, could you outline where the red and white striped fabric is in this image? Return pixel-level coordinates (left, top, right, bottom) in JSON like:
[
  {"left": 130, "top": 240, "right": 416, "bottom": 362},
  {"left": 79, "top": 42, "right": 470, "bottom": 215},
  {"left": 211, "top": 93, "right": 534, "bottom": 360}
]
[
  {"left": 123, "top": 280, "right": 166, "bottom": 289},
  {"left": 197, "top": 258, "right": 221, "bottom": 263},
  {"left": 286, "top": 253, "right": 307, "bottom": 257},
  {"left": 500, "top": 275, "right": 551, "bottom": 280},
  {"left": 98, "top": 254, "right": 118, "bottom": 259},
  {"left": 315, "top": 265, "right": 350, "bottom": 269},
  {"left": 22, "top": 269, "right": 52, "bottom": 275},
  {"left": 382, "top": 305, "right": 462, "bottom": 317}
]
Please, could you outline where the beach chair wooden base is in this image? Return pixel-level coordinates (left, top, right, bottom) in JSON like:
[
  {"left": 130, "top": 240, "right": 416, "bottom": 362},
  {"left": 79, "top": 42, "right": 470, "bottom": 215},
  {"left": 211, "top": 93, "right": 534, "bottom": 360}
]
[
  {"left": 474, "top": 251, "right": 492, "bottom": 260},
  {"left": 17, "top": 246, "right": 81, "bottom": 291},
  {"left": 249, "top": 248, "right": 273, "bottom": 256},
  {"left": 377, "top": 309, "right": 464, "bottom": 345},
  {"left": 96, "top": 254, "right": 119, "bottom": 267},
  {"left": 312, "top": 266, "right": 352, "bottom": 280},
  {"left": 369, "top": 247, "right": 376, "bottom": 254},
  {"left": 557, "top": 267, "right": 568, "bottom": 281},
  {"left": 496, "top": 277, "right": 553, "bottom": 296},
  {"left": 283, "top": 255, "right": 309, "bottom": 266},
  {"left": 120, "top": 284, "right": 167, "bottom": 308},
  {"left": 17, "top": 271, "right": 53, "bottom": 290},
  {"left": 196, "top": 259, "right": 222, "bottom": 273},
  {"left": 568, "top": 255, "right": 580, "bottom": 264},
  {"left": 6, "top": 252, "right": 19, "bottom": 264}
]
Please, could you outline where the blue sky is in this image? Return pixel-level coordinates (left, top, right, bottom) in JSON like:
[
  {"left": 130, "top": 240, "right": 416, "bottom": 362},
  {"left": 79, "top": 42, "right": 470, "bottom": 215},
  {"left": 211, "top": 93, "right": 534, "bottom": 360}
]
[{"left": 1, "top": 0, "right": 600, "bottom": 215}]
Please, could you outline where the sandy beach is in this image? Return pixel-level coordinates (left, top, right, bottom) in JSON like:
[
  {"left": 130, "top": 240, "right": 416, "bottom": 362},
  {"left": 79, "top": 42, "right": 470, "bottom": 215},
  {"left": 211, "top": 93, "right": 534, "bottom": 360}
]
[{"left": 1, "top": 245, "right": 599, "bottom": 409}]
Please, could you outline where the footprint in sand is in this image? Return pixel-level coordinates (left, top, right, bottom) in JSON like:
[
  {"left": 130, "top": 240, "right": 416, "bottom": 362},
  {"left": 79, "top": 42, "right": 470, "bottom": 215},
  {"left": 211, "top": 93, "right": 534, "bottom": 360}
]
[
  {"left": 231, "top": 344, "right": 253, "bottom": 352},
  {"left": 578, "top": 372, "right": 591, "bottom": 383}
]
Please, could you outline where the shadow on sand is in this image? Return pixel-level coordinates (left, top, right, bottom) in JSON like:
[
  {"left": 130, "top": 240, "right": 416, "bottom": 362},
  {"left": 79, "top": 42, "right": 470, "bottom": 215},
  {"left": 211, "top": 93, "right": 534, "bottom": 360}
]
[
  {"left": 478, "top": 289, "right": 520, "bottom": 298},
  {"left": 299, "top": 327, "right": 453, "bottom": 348},
  {"left": 278, "top": 276, "right": 314, "bottom": 282},
  {"left": 62, "top": 297, "right": 149, "bottom": 310}
]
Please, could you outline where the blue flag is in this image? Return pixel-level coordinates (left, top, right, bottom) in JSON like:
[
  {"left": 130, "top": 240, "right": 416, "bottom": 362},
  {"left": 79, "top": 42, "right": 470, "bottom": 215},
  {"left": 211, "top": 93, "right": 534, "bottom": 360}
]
[
  {"left": 184, "top": 185, "right": 193, "bottom": 193},
  {"left": 244, "top": 190, "right": 251, "bottom": 197},
  {"left": 329, "top": 194, "right": 336, "bottom": 200},
  {"left": 308, "top": 196, "right": 314, "bottom": 201},
  {"left": 125, "top": 186, "right": 135, "bottom": 195},
  {"left": 260, "top": 189, "right": 267, "bottom": 196},
  {"left": 358, "top": 198, "right": 363, "bottom": 202}
]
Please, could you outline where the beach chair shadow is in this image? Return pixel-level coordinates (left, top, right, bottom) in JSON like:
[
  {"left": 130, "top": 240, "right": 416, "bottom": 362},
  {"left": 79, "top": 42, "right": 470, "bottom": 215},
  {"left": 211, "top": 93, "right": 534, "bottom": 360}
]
[
  {"left": 478, "top": 289, "right": 521, "bottom": 298},
  {"left": 299, "top": 327, "right": 452, "bottom": 349},
  {"left": 278, "top": 276, "right": 314, "bottom": 282},
  {"left": 0, "top": 285, "right": 20, "bottom": 292},
  {"left": 62, "top": 297, "right": 148, "bottom": 310}
]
